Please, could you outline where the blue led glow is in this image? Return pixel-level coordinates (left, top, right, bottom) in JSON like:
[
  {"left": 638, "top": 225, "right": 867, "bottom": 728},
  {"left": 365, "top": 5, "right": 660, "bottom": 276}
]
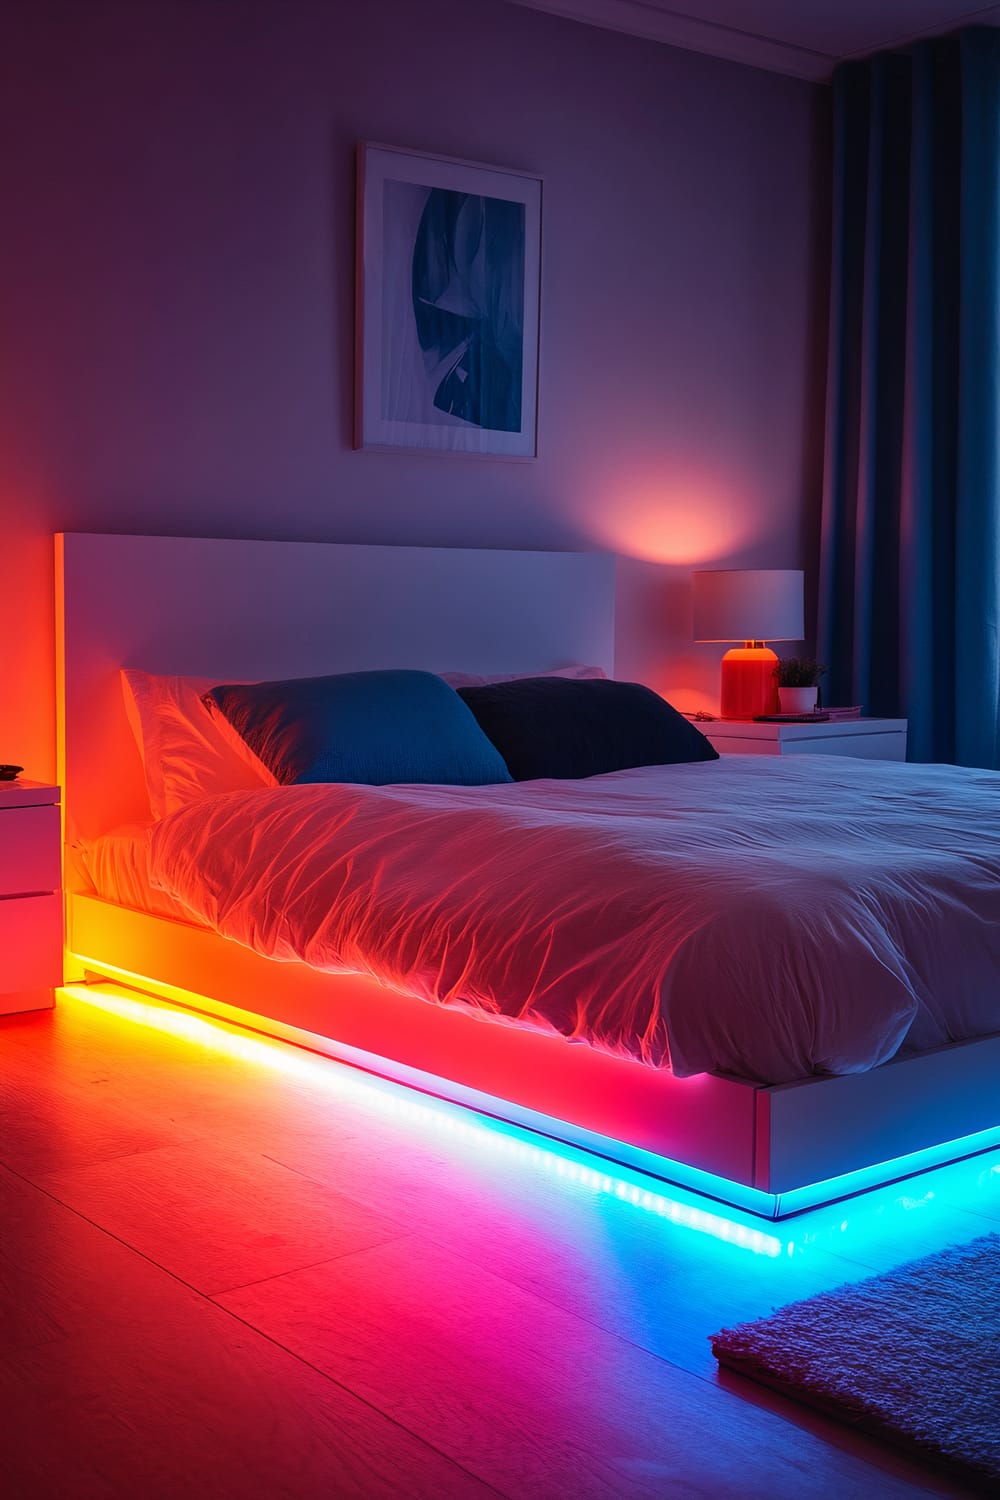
[{"left": 771, "top": 1126, "right": 1000, "bottom": 1216}]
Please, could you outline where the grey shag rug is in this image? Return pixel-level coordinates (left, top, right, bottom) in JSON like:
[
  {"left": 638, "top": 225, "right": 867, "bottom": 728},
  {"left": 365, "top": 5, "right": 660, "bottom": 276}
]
[{"left": 711, "top": 1233, "right": 1000, "bottom": 1492}]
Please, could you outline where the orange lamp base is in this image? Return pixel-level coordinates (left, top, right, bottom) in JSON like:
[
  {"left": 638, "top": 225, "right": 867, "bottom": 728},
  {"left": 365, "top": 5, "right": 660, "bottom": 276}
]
[{"left": 720, "top": 645, "right": 779, "bottom": 719}]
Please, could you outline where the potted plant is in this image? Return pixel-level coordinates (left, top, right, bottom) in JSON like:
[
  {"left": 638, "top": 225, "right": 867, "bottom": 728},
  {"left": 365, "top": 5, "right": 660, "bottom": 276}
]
[{"left": 775, "top": 657, "right": 827, "bottom": 714}]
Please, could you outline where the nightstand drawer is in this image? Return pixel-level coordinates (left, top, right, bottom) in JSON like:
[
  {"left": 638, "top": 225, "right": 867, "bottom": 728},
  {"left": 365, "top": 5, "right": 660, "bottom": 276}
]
[
  {"left": 783, "top": 732, "right": 907, "bottom": 761},
  {"left": 0, "top": 805, "right": 61, "bottom": 896},
  {"left": 0, "top": 892, "right": 62, "bottom": 991}
]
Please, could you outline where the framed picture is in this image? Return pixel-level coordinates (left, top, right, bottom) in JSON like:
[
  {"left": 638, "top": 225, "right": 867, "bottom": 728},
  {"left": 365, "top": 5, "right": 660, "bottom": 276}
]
[{"left": 355, "top": 142, "right": 542, "bottom": 458}]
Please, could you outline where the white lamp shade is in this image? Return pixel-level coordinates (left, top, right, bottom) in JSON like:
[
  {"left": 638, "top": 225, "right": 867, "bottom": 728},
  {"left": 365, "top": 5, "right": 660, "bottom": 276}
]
[{"left": 692, "top": 569, "right": 804, "bottom": 643}]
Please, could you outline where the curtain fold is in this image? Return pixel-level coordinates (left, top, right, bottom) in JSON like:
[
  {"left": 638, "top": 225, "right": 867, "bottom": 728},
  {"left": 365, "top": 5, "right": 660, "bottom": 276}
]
[{"left": 819, "top": 27, "right": 1000, "bottom": 768}]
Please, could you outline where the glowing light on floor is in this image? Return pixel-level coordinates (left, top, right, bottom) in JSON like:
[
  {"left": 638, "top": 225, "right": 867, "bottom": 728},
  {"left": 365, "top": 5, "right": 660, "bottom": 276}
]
[
  {"left": 63, "top": 983, "right": 784, "bottom": 1257},
  {"left": 771, "top": 1125, "right": 1000, "bottom": 1217},
  {"left": 61, "top": 982, "right": 1000, "bottom": 1258}
]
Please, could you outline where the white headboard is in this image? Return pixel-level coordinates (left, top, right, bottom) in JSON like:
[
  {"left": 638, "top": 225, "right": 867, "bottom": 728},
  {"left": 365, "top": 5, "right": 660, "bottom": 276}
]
[{"left": 56, "top": 533, "right": 616, "bottom": 843}]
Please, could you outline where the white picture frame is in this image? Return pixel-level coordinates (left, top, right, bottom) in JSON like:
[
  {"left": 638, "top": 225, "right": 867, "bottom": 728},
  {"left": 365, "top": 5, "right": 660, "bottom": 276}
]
[{"left": 355, "top": 142, "right": 542, "bottom": 459}]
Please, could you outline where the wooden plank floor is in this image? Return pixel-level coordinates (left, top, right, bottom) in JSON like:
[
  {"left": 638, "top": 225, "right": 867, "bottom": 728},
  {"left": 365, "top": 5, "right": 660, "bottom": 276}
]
[{"left": 1, "top": 985, "right": 993, "bottom": 1498}]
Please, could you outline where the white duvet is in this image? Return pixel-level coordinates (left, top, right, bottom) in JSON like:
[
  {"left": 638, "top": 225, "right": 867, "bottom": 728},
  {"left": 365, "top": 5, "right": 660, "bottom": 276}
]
[{"left": 145, "top": 756, "right": 1000, "bottom": 1085}]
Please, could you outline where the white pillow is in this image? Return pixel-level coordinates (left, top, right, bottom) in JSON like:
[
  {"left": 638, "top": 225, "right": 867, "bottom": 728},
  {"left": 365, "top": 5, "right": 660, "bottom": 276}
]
[{"left": 121, "top": 669, "right": 276, "bottom": 819}]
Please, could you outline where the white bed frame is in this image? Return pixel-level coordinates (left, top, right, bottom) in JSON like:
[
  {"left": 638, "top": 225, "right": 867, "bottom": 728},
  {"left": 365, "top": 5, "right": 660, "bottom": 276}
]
[{"left": 56, "top": 533, "right": 1000, "bottom": 1219}]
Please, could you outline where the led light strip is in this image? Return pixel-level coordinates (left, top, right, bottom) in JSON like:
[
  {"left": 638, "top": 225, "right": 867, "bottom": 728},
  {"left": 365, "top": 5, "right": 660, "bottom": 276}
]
[
  {"left": 62, "top": 979, "right": 1000, "bottom": 1237},
  {"left": 63, "top": 983, "right": 785, "bottom": 1257}
]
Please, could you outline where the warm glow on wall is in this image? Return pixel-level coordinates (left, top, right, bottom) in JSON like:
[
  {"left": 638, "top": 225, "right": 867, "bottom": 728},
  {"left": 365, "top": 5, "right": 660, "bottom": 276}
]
[
  {"left": 3, "top": 526, "right": 59, "bottom": 782},
  {"left": 585, "top": 474, "right": 758, "bottom": 565}
]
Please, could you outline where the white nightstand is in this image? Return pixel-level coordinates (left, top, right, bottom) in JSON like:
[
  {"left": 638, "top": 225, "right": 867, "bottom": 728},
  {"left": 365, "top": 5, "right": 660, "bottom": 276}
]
[
  {"left": 702, "top": 718, "right": 908, "bottom": 762},
  {"left": 0, "top": 780, "right": 62, "bottom": 1014}
]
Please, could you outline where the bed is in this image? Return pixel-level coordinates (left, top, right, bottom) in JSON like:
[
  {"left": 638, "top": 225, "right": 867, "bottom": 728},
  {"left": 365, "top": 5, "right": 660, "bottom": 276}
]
[{"left": 56, "top": 532, "right": 1000, "bottom": 1219}]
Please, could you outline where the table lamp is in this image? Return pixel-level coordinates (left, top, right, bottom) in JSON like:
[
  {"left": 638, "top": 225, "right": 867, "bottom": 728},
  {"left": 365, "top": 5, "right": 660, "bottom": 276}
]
[{"left": 692, "top": 569, "right": 804, "bottom": 719}]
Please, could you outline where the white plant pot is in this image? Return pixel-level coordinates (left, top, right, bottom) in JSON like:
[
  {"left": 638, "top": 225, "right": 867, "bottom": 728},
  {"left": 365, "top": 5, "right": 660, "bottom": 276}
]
[{"left": 778, "top": 685, "right": 818, "bottom": 714}]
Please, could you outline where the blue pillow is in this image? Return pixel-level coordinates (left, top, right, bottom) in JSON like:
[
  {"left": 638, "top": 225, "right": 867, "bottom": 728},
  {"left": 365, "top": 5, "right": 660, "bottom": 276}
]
[
  {"left": 457, "top": 676, "right": 719, "bottom": 780},
  {"left": 203, "top": 670, "right": 513, "bottom": 787}
]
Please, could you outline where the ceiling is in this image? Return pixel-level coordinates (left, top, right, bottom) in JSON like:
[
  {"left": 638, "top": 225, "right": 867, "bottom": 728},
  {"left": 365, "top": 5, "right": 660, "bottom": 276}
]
[{"left": 504, "top": 0, "right": 1000, "bottom": 80}]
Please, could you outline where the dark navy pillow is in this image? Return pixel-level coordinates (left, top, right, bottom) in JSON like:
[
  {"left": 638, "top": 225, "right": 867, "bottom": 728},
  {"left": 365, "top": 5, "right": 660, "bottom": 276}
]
[
  {"left": 203, "top": 670, "right": 513, "bottom": 787},
  {"left": 457, "top": 677, "right": 719, "bottom": 781}
]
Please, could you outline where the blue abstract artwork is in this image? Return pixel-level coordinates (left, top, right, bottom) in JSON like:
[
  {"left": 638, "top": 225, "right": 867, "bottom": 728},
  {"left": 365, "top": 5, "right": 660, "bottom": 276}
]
[{"left": 409, "top": 188, "right": 525, "bottom": 432}]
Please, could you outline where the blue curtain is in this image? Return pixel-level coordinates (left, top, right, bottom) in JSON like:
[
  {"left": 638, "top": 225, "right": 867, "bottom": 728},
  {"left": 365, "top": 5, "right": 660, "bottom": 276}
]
[{"left": 818, "top": 27, "right": 1000, "bottom": 768}]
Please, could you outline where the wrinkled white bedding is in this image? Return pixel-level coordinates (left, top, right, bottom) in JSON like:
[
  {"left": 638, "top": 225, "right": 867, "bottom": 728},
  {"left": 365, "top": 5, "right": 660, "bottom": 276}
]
[
  {"left": 144, "top": 756, "right": 1000, "bottom": 1085},
  {"left": 77, "top": 821, "right": 200, "bottom": 924}
]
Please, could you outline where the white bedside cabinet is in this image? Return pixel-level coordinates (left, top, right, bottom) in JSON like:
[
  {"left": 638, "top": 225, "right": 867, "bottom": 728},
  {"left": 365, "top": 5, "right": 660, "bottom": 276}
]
[
  {"left": 702, "top": 718, "right": 908, "bottom": 762},
  {"left": 0, "top": 781, "right": 62, "bottom": 1014}
]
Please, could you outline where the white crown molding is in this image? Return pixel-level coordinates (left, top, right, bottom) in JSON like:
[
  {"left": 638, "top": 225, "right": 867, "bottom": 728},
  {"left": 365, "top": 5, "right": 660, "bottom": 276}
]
[{"left": 503, "top": 0, "right": 834, "bottom": 81}]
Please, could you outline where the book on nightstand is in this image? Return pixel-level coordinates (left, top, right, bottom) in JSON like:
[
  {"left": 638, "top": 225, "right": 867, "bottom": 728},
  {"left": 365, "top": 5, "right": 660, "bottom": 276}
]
[
  {"left": 755, "top": 712, "right": 829, "bottom": 723},
  {"left": 754, "top": 706, "right": 863, "bottom": 724}
]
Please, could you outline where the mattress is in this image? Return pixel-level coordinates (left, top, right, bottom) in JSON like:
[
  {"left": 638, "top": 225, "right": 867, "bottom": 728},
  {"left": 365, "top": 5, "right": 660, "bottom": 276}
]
[{"left": 140, "top": 755, "right": 1000, "bottom": 1086}]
